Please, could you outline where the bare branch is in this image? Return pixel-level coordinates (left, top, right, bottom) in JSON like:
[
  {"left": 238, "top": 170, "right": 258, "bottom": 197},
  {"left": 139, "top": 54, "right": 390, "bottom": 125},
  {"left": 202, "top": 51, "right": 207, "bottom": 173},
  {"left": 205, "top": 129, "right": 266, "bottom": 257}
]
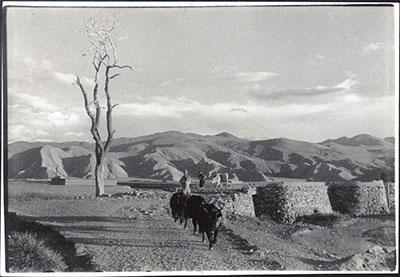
[
  {"left": 94, "top": 101, "right": 101, "bottom": 127},
  {"left": 105, "top": 32, "right": 118, "bottom": 65},
  {"left": 75, "top": 77, "right": 94, "bottom": 120},
  {"left": 112, "top": 103, "right": 119, "bottom": 109},
  {"left": 75, "top": 76, "right": 104, "bottom": 148},
  {"left": 107, "top": 21, "right": 118, "bottom": 32},
  {"left": 103, "top": 66, "right": 114, "bottom": 153},
  {"left": 110, "top": 74, "right": 120, "bottom": 79},
  {"left": 109, "top": 64, "right": 133, "bottom": 71},
  {"left": 94, "top": 53, "right": 109, "bottom": 67}
]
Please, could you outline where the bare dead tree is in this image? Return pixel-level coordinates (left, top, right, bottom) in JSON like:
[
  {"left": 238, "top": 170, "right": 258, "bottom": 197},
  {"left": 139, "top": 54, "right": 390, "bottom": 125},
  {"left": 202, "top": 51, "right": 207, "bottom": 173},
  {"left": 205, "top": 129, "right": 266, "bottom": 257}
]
[{"left": 75, "top": 18, "right": 132, "bottom": 196}]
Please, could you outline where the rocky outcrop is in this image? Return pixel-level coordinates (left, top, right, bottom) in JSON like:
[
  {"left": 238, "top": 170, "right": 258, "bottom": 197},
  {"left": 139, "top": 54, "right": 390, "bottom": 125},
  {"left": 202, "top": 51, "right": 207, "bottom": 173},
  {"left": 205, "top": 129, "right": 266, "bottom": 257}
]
[{"left": 338, "top": 246, "right": 396, "bottom": 271}]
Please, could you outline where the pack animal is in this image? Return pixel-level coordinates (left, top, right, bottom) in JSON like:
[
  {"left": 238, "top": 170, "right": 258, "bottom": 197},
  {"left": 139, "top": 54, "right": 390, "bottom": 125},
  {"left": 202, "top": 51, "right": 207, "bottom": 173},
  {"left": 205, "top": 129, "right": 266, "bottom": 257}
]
[
  {"left": 183, "top": 195, "right": 205, "bottom": 233},
  {"left": 197, "top": 203, "right": 223, "bottom": 249},
  {"left": 170, "top": 192, "right": 186, "bottom": 224}
]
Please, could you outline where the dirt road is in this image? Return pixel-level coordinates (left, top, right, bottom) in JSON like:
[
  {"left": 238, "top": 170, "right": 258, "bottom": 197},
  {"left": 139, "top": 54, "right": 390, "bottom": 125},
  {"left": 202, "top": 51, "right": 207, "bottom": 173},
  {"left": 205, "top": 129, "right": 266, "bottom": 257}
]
[
  {"left": 9, "top": 187, "right": 396, "bottom": 272},
  {"left": 11, "top": 190, "right": 286, "bottom": 272}
]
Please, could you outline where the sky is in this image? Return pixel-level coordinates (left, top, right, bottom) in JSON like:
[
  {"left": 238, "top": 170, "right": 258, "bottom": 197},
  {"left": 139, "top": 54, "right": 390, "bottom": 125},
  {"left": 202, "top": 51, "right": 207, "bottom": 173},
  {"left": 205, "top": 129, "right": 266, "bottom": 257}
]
[{"left": 6, "top": 4, "right": 397, "bottom": 143}]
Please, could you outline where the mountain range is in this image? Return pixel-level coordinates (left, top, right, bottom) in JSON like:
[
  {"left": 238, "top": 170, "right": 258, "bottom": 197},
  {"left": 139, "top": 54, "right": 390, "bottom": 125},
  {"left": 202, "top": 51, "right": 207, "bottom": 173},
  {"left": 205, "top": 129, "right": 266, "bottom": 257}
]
[{"left": 8, "top": 131, "right": 395, "bottom": 182}]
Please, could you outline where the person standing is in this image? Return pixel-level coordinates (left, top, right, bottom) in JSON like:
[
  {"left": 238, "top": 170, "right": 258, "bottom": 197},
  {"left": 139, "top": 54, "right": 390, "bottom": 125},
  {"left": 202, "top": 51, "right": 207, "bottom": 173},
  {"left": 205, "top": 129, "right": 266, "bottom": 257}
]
[
  {"left": 180, "top": 169, "right": 191, "bottom": 197},
  {"left": 198, "top": 170, "right": 206, "bottom": 188}
]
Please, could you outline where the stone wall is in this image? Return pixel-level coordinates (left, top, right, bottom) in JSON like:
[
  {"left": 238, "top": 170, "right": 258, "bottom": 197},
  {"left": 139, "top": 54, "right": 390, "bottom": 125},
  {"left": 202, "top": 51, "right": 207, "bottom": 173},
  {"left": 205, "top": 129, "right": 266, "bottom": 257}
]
[
  {"left": 253, "top": 182, "right": 333, "bottom": 223},
  {"left": 386, "top": 182, "right": 395, "bottom": 214},
  {"left": 207, "top": 187, "right": 257, "bottom": 217},
  {"left": 327, "top": 180, "right": 389, "bottom": 216}
]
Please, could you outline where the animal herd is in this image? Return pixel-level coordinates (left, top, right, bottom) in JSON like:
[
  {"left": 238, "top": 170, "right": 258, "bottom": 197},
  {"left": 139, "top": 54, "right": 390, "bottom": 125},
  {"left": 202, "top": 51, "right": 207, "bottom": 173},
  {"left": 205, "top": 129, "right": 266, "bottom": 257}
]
[{"left": 170, "top": 192, "right": 223, "bottom": 250}]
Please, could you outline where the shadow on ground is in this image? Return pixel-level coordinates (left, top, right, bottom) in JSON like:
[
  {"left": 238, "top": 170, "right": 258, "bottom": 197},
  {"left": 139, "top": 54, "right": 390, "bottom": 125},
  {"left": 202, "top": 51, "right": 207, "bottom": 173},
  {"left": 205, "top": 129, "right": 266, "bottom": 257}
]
[{"left": 6, "top": 212, "right": 97, "bottom": 272}]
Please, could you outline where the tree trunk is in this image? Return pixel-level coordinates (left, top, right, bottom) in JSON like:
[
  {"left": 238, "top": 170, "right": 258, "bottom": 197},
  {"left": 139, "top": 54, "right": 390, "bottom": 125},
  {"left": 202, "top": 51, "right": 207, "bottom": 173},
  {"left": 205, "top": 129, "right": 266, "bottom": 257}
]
[
  {"left": 95, "top": 160, "right": 105, "bottom": 197},
  {"left": 76, "top": 20, "right": 131, "bottom": 197}
]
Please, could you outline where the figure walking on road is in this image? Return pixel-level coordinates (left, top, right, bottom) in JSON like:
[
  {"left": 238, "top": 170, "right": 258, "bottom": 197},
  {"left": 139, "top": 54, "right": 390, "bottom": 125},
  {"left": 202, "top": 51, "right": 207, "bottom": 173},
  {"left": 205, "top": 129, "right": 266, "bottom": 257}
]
[
  {"left": 180, "top": 169, "right": 192, "bottom": 197},
  {"left": 198, "top": 170, "right": 206, "bottom": 188}
]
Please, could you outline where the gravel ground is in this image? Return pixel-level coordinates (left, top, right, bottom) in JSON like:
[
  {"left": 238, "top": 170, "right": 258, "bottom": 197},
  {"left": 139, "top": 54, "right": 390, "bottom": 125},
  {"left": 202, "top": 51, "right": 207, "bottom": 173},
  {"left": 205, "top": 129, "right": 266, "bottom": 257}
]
[{"left": 7, "top": 182, "right": 397, "bottom": 273}]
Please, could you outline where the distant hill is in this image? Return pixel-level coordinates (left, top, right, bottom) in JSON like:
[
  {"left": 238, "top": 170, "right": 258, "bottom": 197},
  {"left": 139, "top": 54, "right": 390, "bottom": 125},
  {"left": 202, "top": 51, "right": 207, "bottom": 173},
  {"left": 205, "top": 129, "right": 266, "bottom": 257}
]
[
  {"left": 8, "top": 132, "right": 395, "bottom": 182},
  {"left": 384, "top": 137, "right": 395, "bottom": 144},
  {"left": 322, "top": 134, "right": 391, "bottom": 147}
]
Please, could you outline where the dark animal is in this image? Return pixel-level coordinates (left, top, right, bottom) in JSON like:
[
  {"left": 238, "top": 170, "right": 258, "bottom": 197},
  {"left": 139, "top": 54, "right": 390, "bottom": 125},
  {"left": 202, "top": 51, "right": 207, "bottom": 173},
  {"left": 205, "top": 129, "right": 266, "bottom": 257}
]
[
  {"left": 197, "top": 203, "right": 223, "bottom": 249},
  {"left": 170, "top": 192, "right": 186, "bottom": 224},
  {"left": 183, "top": 195, "right": 205, "bottom": 233}
]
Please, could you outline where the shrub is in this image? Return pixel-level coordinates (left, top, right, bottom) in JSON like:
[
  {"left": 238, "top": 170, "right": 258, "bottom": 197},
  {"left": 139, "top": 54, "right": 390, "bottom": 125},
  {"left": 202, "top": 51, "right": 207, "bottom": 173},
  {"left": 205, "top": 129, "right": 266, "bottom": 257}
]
[
  {"left": 295, "top": 212, "right": 345, "bottom": 227},
  {"left": 8, "top": 231, "right": 67, "bottom": 272}
]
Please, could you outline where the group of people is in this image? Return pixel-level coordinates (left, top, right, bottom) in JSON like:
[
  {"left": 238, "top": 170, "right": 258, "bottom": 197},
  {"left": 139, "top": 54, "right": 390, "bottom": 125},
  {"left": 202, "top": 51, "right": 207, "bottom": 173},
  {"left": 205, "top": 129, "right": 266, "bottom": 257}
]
[{"left": 179, "top": 169, "right": 206, "bottom": 197}]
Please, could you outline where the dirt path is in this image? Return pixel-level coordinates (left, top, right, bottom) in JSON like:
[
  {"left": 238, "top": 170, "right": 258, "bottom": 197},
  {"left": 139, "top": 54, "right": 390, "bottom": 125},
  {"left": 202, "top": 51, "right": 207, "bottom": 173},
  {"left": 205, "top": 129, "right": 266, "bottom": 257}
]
[
  {"left": 10, "top": 192, "right": 285, "bottom": 272},
  {"left": 8, "top": 187, "right": 396, "bottom": 272},
  {"left": 71, "top": 201, "right": 276, "bottom": 271}
]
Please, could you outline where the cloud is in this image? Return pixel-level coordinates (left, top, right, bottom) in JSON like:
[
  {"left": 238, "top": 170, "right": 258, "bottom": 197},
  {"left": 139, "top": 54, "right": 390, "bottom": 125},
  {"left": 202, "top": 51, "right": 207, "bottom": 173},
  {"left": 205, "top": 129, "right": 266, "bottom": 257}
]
[
  {"left": 9, "top": 124, "right": 50, "bottom": 141},
  {"left": 65, "top": 131, "right": 84, "bottom": 137},
  {"left": 8, "top": 55, "right": 56, "bottom": 88},
  {"left": 157, "top": 67, "right": 277, "bottom": 92},
  {"left": 20, "top": 56, "right": 54, "bottom": 71},
  {"left": 11, "top": 93, "right": 59, "bottom": 112},
  {"left": 159, "top": 77, "right": 189, "bottom": 87},
  {"left": 8, "top": 123, "right": 49, "bottom": 142},
  {"left": 53, "top": 71, "right": 95, "bottom": 88},
  {"left": 81, "top": 76, "right": 95, "bottom": 88},
  {"left": 235, "top": 72, "right": 278, "bottom": 82},
  {"left": 211, "top": 64, "right": 240, "bottom": 74},
  {"left": 334, "top": 78, "right": 358, "bottom": 91},
  {"left": 229, "top": 108, "right": 248, "bottom": 113},
  {"left": 115, "top": 94, "right": 334, "bottom": 124},
  {"left": 117, "top": 96, "right": 202, "bottom": 118},
  {"left": 8, "top": 107, "right": 87, "bottom": 142},
  {"left": 251, "top": 74, "right": 360, "bottom": 103},
  {"left": 362, "top": 42, "right": 394, "bottom": 55},
  {"left": 253, "top": 87, "right": 342, "bottom": 101},
  {"left": 9, "top": 53, "right": 89, "bottom": 89},
  {"left": 345, "top": 71, "right": 358, "bottom": 79},
  {"left": 53, "top": 72, "right": 76, "bottom": 85},
  {"left": 343, "top": 94, "right": 362, "bottom": 103},
  {"left": 8, "top": 92, "right": 87, "bottom": 142},
  {"left": 47, "top": 112, "right": 80, "bottom": 127},
  {"left": 251, "top": 83, "right": 262, "bottom": 91}
]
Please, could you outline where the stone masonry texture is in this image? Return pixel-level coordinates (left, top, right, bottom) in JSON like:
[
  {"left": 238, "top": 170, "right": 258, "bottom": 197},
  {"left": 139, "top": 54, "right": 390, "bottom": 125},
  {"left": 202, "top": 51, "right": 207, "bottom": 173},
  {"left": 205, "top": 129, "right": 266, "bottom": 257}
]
[{"left": 253, "top": 182, "right": 333, "bottom": 223}]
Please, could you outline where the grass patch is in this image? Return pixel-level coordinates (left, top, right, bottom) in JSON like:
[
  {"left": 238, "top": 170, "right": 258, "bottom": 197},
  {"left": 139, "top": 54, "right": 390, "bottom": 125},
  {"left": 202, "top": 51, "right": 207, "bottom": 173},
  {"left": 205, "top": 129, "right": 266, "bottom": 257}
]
[
  {"left": 296, "top": 212, "right": 347, "bottom": 227},
  {"left": 9, "top": 192, "right": 74, "bottom": 202},
  {"left": 6, "top": 212, "right": 96, "bottom": 272},
  {"left": 8, "top": 231, "right": 68, "bottom": 272}
]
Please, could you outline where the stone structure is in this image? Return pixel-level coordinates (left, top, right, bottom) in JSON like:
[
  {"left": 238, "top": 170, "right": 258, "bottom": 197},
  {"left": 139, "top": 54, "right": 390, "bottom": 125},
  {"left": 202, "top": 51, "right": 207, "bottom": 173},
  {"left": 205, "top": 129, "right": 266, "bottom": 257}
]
[
  {"left": 50, "top": 178, "right": 117, "bottom": 186},
  {"left": 386, "top": 182, "right": 395, "bottom": 214},
  {"left": 253, "top": 182, "right": 333, "bottom": 223},
  {"left": 328, "top": 180, "right": 389, "bottom": 216},
  {"left": 208, "top": 187, "right": 257, "bottom": 217},
  {"left": 50, "top": 177, "right": 66, "bottom": 185}
]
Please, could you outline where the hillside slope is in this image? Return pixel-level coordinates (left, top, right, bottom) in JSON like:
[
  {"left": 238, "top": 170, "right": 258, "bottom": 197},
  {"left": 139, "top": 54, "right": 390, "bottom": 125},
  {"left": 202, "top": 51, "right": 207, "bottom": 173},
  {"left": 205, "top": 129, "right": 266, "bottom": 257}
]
[{"left": 8, "top": 132, "right": 395, "bottom": 182}]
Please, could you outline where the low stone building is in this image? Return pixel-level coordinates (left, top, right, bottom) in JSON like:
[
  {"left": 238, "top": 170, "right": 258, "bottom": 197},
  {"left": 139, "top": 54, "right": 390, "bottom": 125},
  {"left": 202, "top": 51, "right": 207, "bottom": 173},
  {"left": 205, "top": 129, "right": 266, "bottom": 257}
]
[
  {"left": 50, "top": 177, "right": 117, "bottom": 186},
  {"left": 253, "top": 182, "right": 333, "bottom": 223},
  {"left": 328, "top": 180, "right": 389, "bottom": 216}
]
